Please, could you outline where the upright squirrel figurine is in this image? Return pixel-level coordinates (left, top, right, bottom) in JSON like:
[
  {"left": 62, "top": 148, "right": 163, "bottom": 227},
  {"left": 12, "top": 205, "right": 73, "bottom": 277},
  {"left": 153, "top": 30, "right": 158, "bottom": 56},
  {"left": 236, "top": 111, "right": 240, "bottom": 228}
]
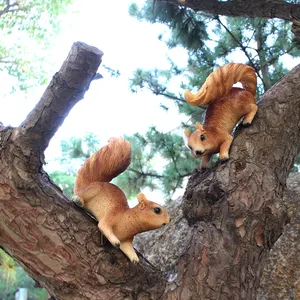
[
  {"left": 184, "top": 63, "right": 258, "bottom": 168},
  {"left": 74, "top": 137, "right": 170, "bottom": 263}
]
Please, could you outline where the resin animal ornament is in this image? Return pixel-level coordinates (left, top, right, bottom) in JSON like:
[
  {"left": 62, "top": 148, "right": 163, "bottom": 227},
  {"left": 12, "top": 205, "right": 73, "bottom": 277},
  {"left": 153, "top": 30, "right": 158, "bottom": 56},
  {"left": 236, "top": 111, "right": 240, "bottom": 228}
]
[
  {"left": 74, "top": 137, "right": 170, "bottom": 263},
  {"left": 184, "top": 63, "right": 258, "bottom": 168}
]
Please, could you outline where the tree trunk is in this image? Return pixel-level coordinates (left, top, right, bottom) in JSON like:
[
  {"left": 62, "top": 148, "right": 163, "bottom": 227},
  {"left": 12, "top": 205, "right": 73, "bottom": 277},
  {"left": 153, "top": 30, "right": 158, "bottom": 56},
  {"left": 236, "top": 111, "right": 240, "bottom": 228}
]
[
  {"left": 258, "top": 173, "right": 300, "bottom": 299},
  {"left": 135, "top": 173, "right": 300, "bottom": 299},
  {"left": 0, "top": 42, "right": 300, "bottom": 299}
]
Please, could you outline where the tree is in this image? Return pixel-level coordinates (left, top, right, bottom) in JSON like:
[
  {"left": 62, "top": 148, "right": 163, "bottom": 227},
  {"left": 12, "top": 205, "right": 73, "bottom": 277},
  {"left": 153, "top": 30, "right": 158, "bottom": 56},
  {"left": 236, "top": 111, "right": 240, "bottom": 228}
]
[
  {"left": 125, "top": 0, "right": 300, "bottom": 197},
  {"left": 0, "top": 0, "right": 72, "bottom": 91},
  {"left": 0, "top": 1, "right": 300, "bottom": 299}
]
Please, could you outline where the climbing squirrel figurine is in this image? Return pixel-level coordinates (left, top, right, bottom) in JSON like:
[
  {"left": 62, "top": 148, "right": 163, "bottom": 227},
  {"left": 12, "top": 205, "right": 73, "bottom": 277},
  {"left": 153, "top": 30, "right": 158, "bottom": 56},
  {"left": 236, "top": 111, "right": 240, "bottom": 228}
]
[
  {"left": 74, "top": 137, "right": 170, "bottom": 263},
  {"left": 184, "top": 62, "right": 258, "bottom": 168}
]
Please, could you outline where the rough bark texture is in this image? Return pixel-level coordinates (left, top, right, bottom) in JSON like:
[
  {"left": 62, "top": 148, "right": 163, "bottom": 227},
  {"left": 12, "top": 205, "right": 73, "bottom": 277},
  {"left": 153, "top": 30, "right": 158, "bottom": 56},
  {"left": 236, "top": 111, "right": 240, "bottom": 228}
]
[
  {"left": 170, "top": 64, "right": 300, "bottom": 299},
  {"left": 135, "top": 173, "right": 300, "bottom": 300},
  {"left": 169, "top": 0, "right": 300, "bottom": 21},
  {"left": 135, "top": 197, "right": 192, "bottom": 272},
  {"left": 0, "top": 42, "right": 300, "bottom": 299},
  {"left": 163, "top": 0, "right": 300, "bottom": 43},
  {"left": 257, "top": 173, "right": 300, "bottom": 299}
]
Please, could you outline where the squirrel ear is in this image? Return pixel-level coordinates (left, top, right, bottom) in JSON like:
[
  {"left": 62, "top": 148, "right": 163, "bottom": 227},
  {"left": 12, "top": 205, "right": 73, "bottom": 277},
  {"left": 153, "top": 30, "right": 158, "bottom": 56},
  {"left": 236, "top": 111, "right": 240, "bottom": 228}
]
[
  {"left": 184, "top": 129, "right": 191, "bottom": 137},
  {"left": 196, "top": 122, "right": 203, "bottom": 131},
  {"left": 137, "top": 192, "right": 147, "bottom": 203},
  {"left": 137, "top": 193, "right": 147, "bottom": 210}
]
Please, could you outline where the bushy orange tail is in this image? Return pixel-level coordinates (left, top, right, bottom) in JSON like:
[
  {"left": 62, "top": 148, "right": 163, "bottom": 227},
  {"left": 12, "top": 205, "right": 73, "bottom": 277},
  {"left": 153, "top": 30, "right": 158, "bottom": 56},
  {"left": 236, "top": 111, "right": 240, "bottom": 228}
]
[
  {"left": 184, "top": 63, "right": 257, "bottom": 106},
  {"left": 74, "top": 137, "right": 131, "bottom": 195}
]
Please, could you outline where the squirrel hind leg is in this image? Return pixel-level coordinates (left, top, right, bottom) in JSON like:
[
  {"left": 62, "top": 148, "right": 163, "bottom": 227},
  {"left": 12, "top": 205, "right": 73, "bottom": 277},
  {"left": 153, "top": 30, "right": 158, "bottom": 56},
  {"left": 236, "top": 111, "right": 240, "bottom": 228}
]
[
  {"left": 119, "top": 240, "right": 139, "bottom": 263},
  {"left": 98, "top": 221, "right": 120, "bottom": 248},
  {"left": 242, "top": 103, "right": 258, "bottom": 126}
]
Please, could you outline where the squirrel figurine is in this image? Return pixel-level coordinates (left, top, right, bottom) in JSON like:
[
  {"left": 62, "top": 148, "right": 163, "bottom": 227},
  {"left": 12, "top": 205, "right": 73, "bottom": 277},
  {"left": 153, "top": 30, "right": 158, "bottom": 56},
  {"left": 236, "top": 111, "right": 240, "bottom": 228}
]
[
  {"left": 184, "top": 63, "right": 258, "bottom": 168},
  {"left": 74, "top": 137, "right": 170, "bottom": 263}
]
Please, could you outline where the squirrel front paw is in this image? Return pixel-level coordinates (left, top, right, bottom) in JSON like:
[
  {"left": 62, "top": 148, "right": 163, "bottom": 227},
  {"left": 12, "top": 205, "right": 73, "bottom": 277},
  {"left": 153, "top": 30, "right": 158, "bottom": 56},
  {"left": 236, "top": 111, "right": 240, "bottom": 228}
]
[
  {"left": 219, "top": 156, "right": 229, "bottom": 163},
  {"left": 97, "top": 223, "right": 121, "bottom": 248},
  {"left": 119, "top": 241, "right": 140, "bottom": 263},
  {"left": 108, "top": 236, "right": 121, "bottom": 248},
  {"left": 242, "top": 121, "right": 251, "bottom": 127},
  {"left": 129, "top": 253, "right": 139, "bottom": 264}
]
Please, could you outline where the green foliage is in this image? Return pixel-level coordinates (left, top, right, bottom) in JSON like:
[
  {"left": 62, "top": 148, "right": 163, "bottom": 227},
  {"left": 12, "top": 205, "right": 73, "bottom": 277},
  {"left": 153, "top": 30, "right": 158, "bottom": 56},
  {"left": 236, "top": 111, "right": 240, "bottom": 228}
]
[
  {"left": 125, "top": 1, "right": 300, "bottom": 196},
  {"left": 49, "top": 170, "right": 75, "bottom": 199},
  {"left": 0, "top": 249, "right": 47, "bottom": 300},
  {"left": 60, "top": 133, "right": 100, "bottom": 164},
  {"left": 114, "top": 128, "right": 199, "bottom": 199},
  {"left": 47, "top": 130, "right": 198, "bottom": 200},
  {"left": 48, "top": 133, "right": 100, "bottom": 199},
  {"left": 129, "top": 0, "right": 208, "bottom": 51},
  {"left": 0, "top": 0, "right": 72, "bottom": 92}
]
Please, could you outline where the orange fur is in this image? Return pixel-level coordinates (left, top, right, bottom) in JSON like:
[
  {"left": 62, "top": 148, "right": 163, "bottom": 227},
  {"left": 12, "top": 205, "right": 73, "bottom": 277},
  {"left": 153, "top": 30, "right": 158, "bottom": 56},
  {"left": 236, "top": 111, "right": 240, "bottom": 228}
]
[
  {"left": 184, "top": 63, "right": 257, "bottom": 106},
  {"left": 184, "top": 63, "right": 258, "bottom": 168},
  {"left": 74, "top": 137, "right": 170, "bottom": 263}
]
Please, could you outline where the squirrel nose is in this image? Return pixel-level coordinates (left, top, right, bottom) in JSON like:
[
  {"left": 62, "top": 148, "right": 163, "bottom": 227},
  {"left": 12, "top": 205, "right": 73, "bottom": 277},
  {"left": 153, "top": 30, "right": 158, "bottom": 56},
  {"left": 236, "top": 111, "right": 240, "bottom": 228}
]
[
  {"left": 195, "top": 150, "right": 203, "bottom": 156},
  {"left": 162, "top": 218, "right": 171, "bottom": 226}
]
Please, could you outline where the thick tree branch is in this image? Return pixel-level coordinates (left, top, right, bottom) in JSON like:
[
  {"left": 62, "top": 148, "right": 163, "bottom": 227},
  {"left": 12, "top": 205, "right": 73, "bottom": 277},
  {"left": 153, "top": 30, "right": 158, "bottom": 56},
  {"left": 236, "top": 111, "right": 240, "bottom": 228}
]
[
  {"left": 214, "top": 16, "right": 264, "bottom": 83},
  {"left": 177, "top": 64, "right": 300, "bottom": 299},
  {"left": 184, "top": 64, "right": 300, "bottom": 222},
  {"left": 165, "top": 0, "right": 300, "bottom": 21},
  {"left": 135, "top": 173, "right": 300, "bottom": 299},
  {"left": 14, "top": 42, "right": 103, "bottom": 171},
  {"left": 0, "top": 43, "right": 166, "bottom": 300}
]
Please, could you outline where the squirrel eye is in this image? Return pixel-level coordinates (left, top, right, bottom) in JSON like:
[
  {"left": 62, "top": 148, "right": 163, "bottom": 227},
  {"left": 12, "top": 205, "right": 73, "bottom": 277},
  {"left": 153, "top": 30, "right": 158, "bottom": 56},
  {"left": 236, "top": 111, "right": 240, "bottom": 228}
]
[
  {"left": 200, "top": 134, "right": 205, "bottom": 141},
  {"left": 154, "top": 207, "right": 161, "bottom": 215}
]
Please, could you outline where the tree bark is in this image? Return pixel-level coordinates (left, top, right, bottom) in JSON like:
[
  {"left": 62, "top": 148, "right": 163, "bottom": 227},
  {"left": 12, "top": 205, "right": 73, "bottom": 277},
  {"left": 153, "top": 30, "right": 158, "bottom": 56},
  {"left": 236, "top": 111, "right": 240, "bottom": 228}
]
[
  {"left": 135, "top": 173, "right": 300, "bottom": 299},
  {"left": 176, "top": 64, "right": 300, "bottom": 299},
  {"left": 258, "top": 173, "right": 300, "bottom": 299},
  {"left": 163, "top": 0, "right": 300, "bottom": 44},
  {"left": 168, "top": 0, "right": 300, "bottom": 21},
  {"left": 0, "top": 42, "right": 300, "bottom": 299}
]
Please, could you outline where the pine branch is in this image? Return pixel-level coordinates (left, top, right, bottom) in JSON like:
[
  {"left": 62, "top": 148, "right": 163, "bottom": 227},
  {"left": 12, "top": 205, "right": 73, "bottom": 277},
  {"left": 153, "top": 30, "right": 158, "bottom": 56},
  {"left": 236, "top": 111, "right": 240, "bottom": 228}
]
[
  {"left": 141, "top": 77, "right": 186, "bottom": 103},
  {"left": 263, "top": 45, "right": 297, "bottom": 70},
  {"left": 0, "top": 59, "right": 14, "bottom": 64},
  {"left": 0, "top": 1, "right": 24, "bottom": 18},
  {"left": 127, "top": 168, "right": 164, "bottom": 179},
  {"left": 162, "top": 140, "right": 184, "bottom": 177},
  {"left": 154, "top": 90, "right": 186, "bottom": 103},
  {"left": 127, "top": 167, "right": 191, "bottom": 180},
  {"left": 214, "top": 16, "right": 264, "bottom": 84}
]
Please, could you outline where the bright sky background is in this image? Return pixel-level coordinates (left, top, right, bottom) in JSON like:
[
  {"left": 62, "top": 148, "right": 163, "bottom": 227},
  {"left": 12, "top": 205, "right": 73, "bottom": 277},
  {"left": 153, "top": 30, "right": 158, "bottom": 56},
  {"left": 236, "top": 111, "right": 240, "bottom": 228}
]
[{"left": 0, "top": 0, "right": 300, "bottom": 203}]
